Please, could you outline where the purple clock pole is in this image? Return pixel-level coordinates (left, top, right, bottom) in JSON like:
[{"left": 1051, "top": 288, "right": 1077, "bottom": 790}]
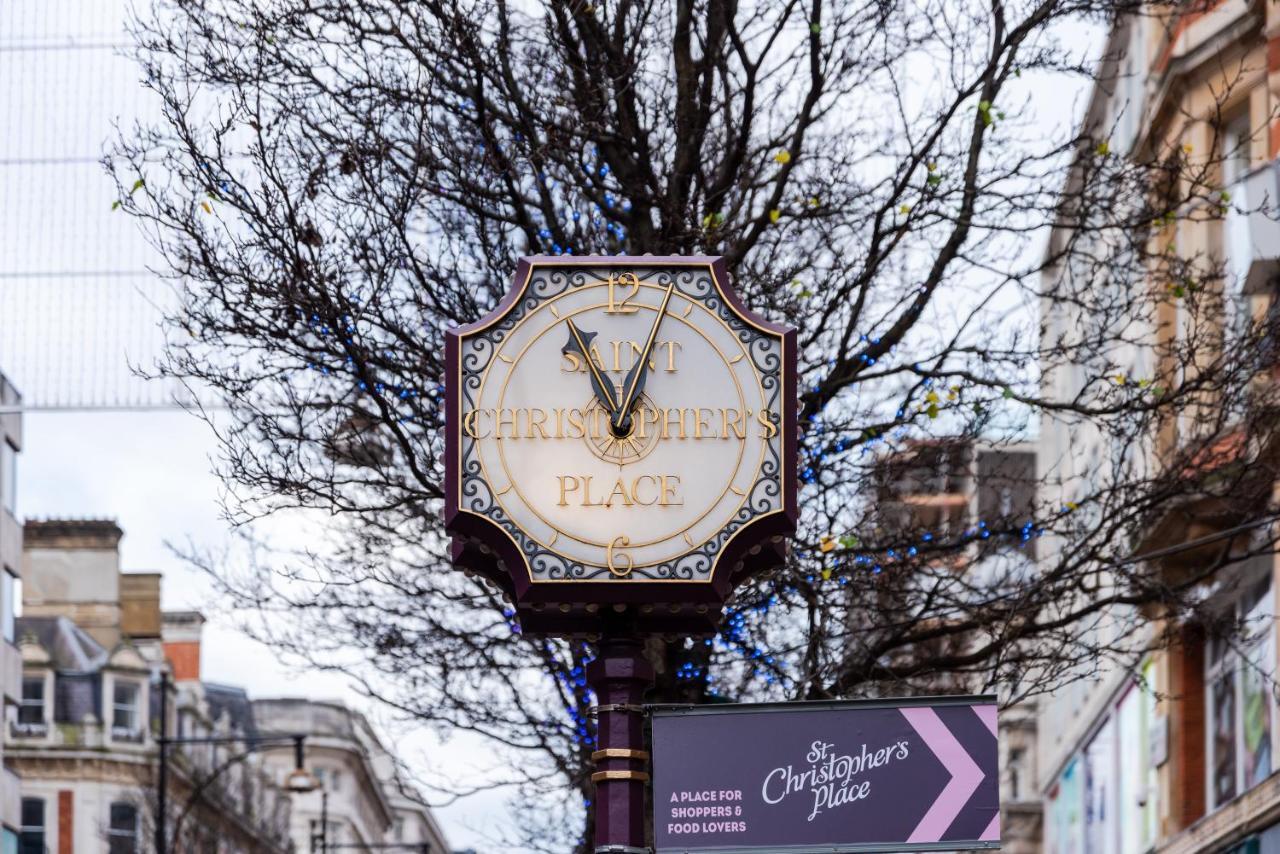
[{"left": 588, "top": 630, "right": 654, "bottom": 853}]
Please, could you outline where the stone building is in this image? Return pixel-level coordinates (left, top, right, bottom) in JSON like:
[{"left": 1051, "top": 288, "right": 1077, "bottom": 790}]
[
  {"left": 252, "top": 698, "right": 450, "bottom": 853},
  {"left": 1038, "top": 4, "right": 1280, "bottom": 852},
  {"left": 0, "top": 372, "right": 25, "bottom": 849},
  {"left": 7, "top": 519, "right": 292, "bottom": 853}
]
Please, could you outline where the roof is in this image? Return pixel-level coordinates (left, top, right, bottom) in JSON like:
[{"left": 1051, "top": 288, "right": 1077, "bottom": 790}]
[
  {"left": 251, "top": 697, "right": 362, "bottom": 740},
  {"left": 204, "top": 682, "right": 259, "bottom": 736},
  {"left": 16, "top": 616, "right": 107, "bottom": 671}
]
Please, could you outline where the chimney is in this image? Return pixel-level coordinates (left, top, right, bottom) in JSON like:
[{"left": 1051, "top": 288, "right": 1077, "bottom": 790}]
[
  {"left": 120, "top": 573, "right": 162, "bottom": 639},
  {"left": 162, "top": 611, "right": 205, "bottom": 682},
  {"left": 22, "top": 519, "right": 123, "bottom": 647}
]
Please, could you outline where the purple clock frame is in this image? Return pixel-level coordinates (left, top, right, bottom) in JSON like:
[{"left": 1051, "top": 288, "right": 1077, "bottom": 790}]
[{"left": 444, "top": 255, "right": 798, "bottom": 634}]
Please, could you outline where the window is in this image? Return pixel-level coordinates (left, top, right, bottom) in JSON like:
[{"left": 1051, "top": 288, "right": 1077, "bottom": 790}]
[
  {"left": 1048, "top": 757, "right": 1085, "bottom": 854},
  {"left": 1140, "top": 661, "right": 1160, "bottom": 849},
  {"left": 18, "top": 676, "right": 44, "bottom": 726},
  {"left": 1222, "top": 112, "right": 1255, "bottom": 338},
  {"left": 1116, "top": 684, "right": 1147, "bottom": 854},
  {"left": 1, "top": 441, "right": 15, "bottom": 516},
  {"left": 1084, "top": 717, "right": 1116, "bottom": 854},
  {"left": 19, "top": 798, "right": 43, "bottom": 854},
  {"left": 178, "top": 708, "right": 194, "bottom": 738},
  {"left": 2, "top": 570, "right": 16, "bottom": 644},
  {"left": 1206, "top": 575, "right": 1274, "bottom": 810},
  {"left": 107, "top": 803, "right": 138, "bottom": 854},
  {"left": 112, "top": 681, "right": 140, "bottom": 735},
  {"left": 1007, "top": 748, "right": 1027, "bottom": 801},
  {"left": 314, "top": 767, "right": 341, "bottom": 792}
]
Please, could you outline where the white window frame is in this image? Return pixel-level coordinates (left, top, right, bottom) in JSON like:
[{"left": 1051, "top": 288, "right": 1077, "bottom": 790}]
[
  {"left": 314, "top": 766, "right": 342, "bottom": 792},
  {"left": 111, "top": 679, "right": 142, "bottom": 737},
  {"left": 16, "top": 674, "right": 46, "bottom": 730},
  {"left": 0, "top": 440, "right": 15, "bottom": 517},
  {"left": 1007, "top": 746, "right": 1027, "bottom": 801},
  {"left": 1222, "top": 111, "right": 1255, "bottom": 340},
  {"left": 1205, "top": 573, "right": 1275, "bottom": 811},
  {"left": 19, "top": 797, "right": 44, "bottom": 854},
  {"left": 107, "top": 801, "right": 139, "bottom": 854},
  {"left": 1, "top": 570, "right": 16, "bottom": 645}
]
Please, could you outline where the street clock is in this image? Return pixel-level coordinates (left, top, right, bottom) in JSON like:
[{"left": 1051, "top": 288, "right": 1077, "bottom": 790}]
[{"left": 445, "top": 257, "right": 796, "bottom": 632}]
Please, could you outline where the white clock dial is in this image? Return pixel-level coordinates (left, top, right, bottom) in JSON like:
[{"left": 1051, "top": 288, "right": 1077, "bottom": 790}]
[{"left": 456, "top": 263, "right": 785, "bottom": 582}]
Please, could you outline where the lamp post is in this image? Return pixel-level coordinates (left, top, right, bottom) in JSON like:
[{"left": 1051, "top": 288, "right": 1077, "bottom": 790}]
[
  {"left": 309, "top": 789, "right": 328, "bottom": 854},
  {"left": 154, "top": 671, "right": 319, "bottom": 853},
  {"left": 307, "top": 790, "right": 433, "bottom": 854}
]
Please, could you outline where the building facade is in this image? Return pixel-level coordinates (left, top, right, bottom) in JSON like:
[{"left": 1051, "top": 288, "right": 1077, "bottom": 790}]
[
  {"left": 0, "top": 373, "right": 26, "bottom": 851},
  {"left": 251, "top": 698, "right": 450, "bottom": 853},
  {"left": 8, "top": 519, "right": 292, "bottom": 854},
  {"left": 1039, "top": 4, "right": 1280, "bottom": 852}
]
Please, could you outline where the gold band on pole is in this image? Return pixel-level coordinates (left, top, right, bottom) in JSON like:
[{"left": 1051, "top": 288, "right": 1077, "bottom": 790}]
[
  {"left": 592, "top": 770, "right": 650, "bottom": 783},
  {"left": 591, "top": 748, "right": 650, "bottom": 762}
]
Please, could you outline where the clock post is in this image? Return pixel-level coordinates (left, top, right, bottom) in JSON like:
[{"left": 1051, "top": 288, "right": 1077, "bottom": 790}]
[
  {"left": 588, "top": 631, "right": 654, "bottom": 852},
  {"left": 445, "top": 256, "right": 797, "bottom": 852}
]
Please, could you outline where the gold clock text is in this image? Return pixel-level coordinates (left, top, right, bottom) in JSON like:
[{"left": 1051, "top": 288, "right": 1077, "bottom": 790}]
[
  {"left": 561, "top": 340, "right": 682, "bottom": 374},
  {"left": 463, "top": 406, "right": 778, "bottom": 440},
  {"left": 557, "top": 474, "right": 683, "bottom": 508}
]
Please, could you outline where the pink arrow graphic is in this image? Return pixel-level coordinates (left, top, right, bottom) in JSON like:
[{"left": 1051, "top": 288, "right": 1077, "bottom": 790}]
[
  {"left": 973, "top": 704, "right": 1001, "bottom": 841},
  {"left": 900, "top": 706, "right": 986, "bottom": 843}
]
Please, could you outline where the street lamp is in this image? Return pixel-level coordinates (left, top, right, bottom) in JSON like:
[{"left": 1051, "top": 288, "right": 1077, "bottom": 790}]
[
  {"left": 285, "top": 766, "right": 321, "bottom": 794},
  {"left": 284, "top": 736, "right": 321, "bottom": 793},
  {"left": 155, "top": 671, "right": 318, "bottom": 853}
]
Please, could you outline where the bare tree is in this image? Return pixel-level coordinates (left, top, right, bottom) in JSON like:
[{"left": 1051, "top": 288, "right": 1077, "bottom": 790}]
[{"left": 111, "top": 0, "right": 1280, "bottom": 848}]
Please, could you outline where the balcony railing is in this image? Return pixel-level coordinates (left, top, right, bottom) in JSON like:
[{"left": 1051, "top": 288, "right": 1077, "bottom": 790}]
[{"left": 8, "top": 721, "right": 47, "bottom": 739}]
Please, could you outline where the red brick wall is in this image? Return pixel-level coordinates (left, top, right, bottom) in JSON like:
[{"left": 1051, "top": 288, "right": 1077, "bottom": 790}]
[
  {"left": 57, "top": 790, "right": 72, "bottom": 854},
  {"left": 164, "top": 641, "right": 201, "bottom": 681},
  {"left": 1168, "top": 625, "right": 1206, "bottom": 833}
]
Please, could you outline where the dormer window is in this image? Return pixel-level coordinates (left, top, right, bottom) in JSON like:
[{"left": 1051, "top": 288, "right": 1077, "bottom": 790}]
[
  {"left": 112, "top": 681, "right": 141, "bottom": 740},
  {"left": 16, "top": 675, "right": 45, "bottom": 734}
]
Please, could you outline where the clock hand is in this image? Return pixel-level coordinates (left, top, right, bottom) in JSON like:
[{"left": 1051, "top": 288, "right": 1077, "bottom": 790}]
[
  {"left": 613, "top": 281, "right": 677, "bottom": 436},
  {"left": 562, "top": 318, "right": 619, "bottom": 417}
]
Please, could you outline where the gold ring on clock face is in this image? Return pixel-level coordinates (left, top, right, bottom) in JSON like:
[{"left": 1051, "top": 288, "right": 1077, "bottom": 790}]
[{"left": 581, "top": 393, "right": 662, "bottom": 466}]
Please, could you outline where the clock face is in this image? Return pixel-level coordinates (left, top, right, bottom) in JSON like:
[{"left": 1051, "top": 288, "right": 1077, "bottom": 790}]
[{"left": 454, "top": 261, "right": 786, "bottom": 583}]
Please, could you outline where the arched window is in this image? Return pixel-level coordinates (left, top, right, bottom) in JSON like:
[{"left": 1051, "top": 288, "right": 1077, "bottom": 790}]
[{"left": 107, "top": 803, "right": 139, "bottom": 854}]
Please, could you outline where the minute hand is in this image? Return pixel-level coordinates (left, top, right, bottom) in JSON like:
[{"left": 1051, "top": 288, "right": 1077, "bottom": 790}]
[{"left": 613, "top": 281, "right": 677, "bottom": 435}]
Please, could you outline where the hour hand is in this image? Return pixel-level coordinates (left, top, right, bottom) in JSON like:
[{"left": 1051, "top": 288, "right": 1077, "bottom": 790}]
[{"left": 562, "top": 320, "right": 618, "bottom": 416}]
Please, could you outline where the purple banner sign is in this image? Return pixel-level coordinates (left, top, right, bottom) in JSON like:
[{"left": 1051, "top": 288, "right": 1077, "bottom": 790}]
[{"left": 651, "top": 696, "right": 999, "bottom": 853}]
